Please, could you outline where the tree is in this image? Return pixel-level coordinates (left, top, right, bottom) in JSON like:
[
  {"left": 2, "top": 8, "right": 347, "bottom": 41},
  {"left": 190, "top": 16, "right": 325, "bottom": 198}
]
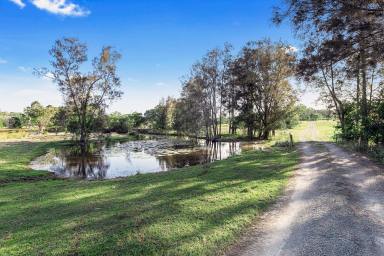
[
  {"left": 129, "top": 112, "right": 145, "bottom": 128},
  {"left": 274, "top": 0, "right": 384, "bottom": 149},
  {"left": 24, "top": 101, "right": 56, "bottom": 133},
  {"left": 173, "top": 79, "right": 206, "bottom": 137},
  {"left": 185, "top": 45, "right": 233, "bottom": 139},
  {"left": 24, "top": 101, "right": 43, "bottom": 129},
  {"left": 174, "top": 40, "right": 297, "bottom": 140},
  {"left": 144, "top": 100, "right": 167, "bottom": 130},
  {"left": 52, "top": 106, "right": 70, "bottom": 133},
  {"left": 164, "top": 97, "right": 177, "bottom": 130},
  {"left": 37, "top": 38, "right": 123, "bottom": 146},
  {"left": 108, "top": 112, "right": 130, "bottom": 133},
  {"left": 231, "top": 40, "right": 297, "bottom": 139},
  {"left": 7, "top": 116, "right": 22, "bottom": 129}
]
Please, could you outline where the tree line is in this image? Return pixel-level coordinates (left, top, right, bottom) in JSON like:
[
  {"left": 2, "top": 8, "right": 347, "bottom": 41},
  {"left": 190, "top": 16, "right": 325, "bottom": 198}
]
[
  {"left": 146, "top": 40, "right": 298, "bottom": 140},
  {"left": 16, "top": 37, "right": 329, "bottom": 142},
  {"left": 0, "top": 101, "right": 148, "bottom": 134}
]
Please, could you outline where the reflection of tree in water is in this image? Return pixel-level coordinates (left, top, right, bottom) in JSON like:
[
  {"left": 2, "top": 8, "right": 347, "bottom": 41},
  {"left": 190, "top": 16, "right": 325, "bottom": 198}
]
[
  {"left": 156, "top": 141, "right": 239, "bottom": 170},
  {"left": 124, "top": 151, "right": 133, "bottom": 165},
  {"left": 52, "top": 143, "right": 110, "bottom": 179},
  {"left": 34, "top": 139, "right": 242, "bottom": 179}
]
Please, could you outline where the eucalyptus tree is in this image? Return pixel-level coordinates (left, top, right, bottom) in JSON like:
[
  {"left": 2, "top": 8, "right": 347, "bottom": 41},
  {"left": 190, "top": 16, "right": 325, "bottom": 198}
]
[
  {"left": 24, "top": 101, "right": 57, "bottom": 133},
  {"left": 175, "top": 41, "right": 296, "bottom": 140},
  {"left": 187, "top": 46, "right": 233, "bottom": 139},
  {"left": 173, "top": 79, "right": 206, "bottom": 137},
  {"left": 232, "top": 40, "right": 297, "bottom": 139},
  {"left": 37, "top": 38, "right": 122, "bottom": 146}
]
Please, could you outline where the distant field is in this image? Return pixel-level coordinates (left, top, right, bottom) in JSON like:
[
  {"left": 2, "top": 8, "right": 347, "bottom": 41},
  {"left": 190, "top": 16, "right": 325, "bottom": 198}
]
[{"left": 272, "top": 120, "right": 337, "bottom": 144}]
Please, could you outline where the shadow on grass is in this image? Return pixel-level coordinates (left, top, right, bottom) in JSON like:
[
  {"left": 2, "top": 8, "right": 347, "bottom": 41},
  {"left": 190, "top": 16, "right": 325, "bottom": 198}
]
[{"left": 0, "top": 141, "right": 298, "bottom": 255}]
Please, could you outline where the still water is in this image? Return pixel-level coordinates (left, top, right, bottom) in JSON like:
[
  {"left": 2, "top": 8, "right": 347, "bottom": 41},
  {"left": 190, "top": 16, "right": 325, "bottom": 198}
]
[{"left": 30, "top": 137, "right": 258, "bottom": 179}]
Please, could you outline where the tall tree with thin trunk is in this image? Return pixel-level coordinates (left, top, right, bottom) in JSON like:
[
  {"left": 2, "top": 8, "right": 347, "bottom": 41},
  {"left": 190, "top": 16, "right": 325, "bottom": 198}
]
[{"left": 37, "top": 38, "right": 122, "bottom": 147}]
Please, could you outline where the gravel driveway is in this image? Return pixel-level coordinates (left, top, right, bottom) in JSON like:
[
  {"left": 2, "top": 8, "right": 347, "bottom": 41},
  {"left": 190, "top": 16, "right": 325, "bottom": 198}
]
[{"left": 226, "top": 138, "right": 384, "bottom": 256}]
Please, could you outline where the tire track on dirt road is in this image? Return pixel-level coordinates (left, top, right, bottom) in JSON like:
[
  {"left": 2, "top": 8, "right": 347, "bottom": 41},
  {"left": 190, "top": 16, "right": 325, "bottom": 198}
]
[{"left": 226, "top": 122, "right": 384, "bottom": 256}]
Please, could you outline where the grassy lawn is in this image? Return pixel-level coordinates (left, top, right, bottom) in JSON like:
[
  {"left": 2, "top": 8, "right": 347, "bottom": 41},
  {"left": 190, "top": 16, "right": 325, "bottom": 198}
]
[
  {"left": 0, "top": 138, "right": 299, "bottom": 255},
  {"left": 0, "top": 141, "right": 67, "bottom": 182},
  {"left": 272, "top": 120, "right": 337, "bottom": 143},
  {"left": 313, "top": 120, "right": 337, "bottom": 141}
]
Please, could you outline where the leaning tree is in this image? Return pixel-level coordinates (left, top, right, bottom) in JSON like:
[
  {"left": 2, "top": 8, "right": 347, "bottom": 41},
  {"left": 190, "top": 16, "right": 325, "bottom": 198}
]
[{"left": 37, "top": 38, "right": 123, "bottom": 147}]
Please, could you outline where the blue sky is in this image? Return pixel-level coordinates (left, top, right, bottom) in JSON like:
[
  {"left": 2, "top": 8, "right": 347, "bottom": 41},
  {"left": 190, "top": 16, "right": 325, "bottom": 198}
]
[{"left": 0, "top": 0, "right": 317, "bottom": 113}]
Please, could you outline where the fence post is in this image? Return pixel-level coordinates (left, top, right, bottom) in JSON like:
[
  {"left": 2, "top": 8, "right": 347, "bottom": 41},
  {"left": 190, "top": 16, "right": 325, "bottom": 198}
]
[{"left": 289, "top": 133, "right": 294, "bottom": 149}]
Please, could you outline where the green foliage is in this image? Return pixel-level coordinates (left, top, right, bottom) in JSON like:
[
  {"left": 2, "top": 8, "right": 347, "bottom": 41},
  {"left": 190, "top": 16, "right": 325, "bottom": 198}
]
[
  {"left": 174, "top": 40, "right": 297, "bottom": 140},
  {"left": 38, "top": 38, "right": 123, "bottom": 143},
  {"left": 6, "top": 116, "right": 22, "bottom": 129},
  {"left": 338, "top": 100, "right": 384, "bottom": 147},
  {"left": 144, "top": 98, "right": 176, "bottom": 130},
  {"left": 276, "top": 0, "right": 384, "bottom": 151},
  {"left": 66, "top": 111, "right": 107, "bottom": 135},
  {"left": 0, "top": 113, "right": 6, "bottom": 128},
  {"left": 107, "top": 112, "right": 145, "bottom": 133},
  {"left": 51, "top": 106, "right": 69, "bottom": 133},
  {"left": 129, "top": 112, "right": 145, "bottom": 128},
  {"left": 295, "top": 104, "right": 331, "bottom": 121},
  {"left": 23, "top": 101, "right": 57, "bottom": 132},
  {"left": 0, "top": 112, "right": 24, "bottom": 129}
]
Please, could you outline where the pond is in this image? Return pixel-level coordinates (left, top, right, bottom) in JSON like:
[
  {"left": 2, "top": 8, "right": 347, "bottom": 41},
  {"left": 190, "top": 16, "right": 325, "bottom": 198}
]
[{"left": 30, "top": 136, "right": 259, "bottom": 179}]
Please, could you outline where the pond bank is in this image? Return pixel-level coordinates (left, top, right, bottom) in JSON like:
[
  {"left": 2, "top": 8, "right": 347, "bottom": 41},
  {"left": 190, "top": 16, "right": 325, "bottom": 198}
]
[
  {"left": 0, "top": 138, "right": 299, "bottom": 255},
  {"left": 29, "top": 137, "right": 248, "bottom": 179},
  {"left": 132, "top": 129, "right": 267, "bottom": 143}
]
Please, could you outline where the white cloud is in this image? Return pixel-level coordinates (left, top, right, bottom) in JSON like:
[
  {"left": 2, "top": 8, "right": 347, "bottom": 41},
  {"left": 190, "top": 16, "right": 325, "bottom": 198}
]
[
  {"left": 155, "top": 82, "right": 166, "bottom": 86},
  {"left": 31, "top": 0, "right": 90, "bottom": 16},
  {"left": 9, "top": 0, "right": 26, "bottom": 8},
  {"left": 286, "top": 45, "right": 298, "bottom": 53},
  {"left": 0, "top": 58, "right": 7, "bottom": 64},
  {"left": 8, "top": 0, "right": 90, "bottom": 17},
  {"left": 42, "top": 71, "right": 55, "bottom": 81}
]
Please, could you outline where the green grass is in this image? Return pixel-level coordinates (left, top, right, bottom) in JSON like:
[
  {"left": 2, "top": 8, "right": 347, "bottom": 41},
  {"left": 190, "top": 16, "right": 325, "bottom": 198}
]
[
  {"left": 0, "top": 129, "right": 28, "bottom": 140},
  {"left": 271, "top": 120, "right": 337, "bottom": 144},
  {"left": 0, "top": 140, "right": 299, "bottom": 255},
  {"left": 315, "top": 120, "right": 337, "bottom": 141},
  {"left": 0, "top": 141, "right": 70, "bottom": 182}
]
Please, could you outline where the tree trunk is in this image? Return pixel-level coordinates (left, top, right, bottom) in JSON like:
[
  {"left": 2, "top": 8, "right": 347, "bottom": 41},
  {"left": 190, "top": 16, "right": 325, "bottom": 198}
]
[
  {"left": 356, "top": 65, "right": 360, "bottom": 141},
  {"left": 360, "top": 50, "right": 369, "bottom": 150},
  {"left": 247, "top": 122, "right": 254, "bottom": 140},
  {"left": 261, "top": 129, "right": 270, "bottom": 140}
]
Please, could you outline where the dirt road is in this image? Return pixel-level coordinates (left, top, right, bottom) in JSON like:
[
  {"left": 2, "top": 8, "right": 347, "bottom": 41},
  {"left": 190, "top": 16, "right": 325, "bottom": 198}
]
[{"left": 226, "top": 123, "right": 384, "bottom": 256}]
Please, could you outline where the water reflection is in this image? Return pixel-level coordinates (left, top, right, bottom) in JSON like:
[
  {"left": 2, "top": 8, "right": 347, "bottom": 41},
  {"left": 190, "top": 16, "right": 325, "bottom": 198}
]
[{"left": 31, "top": 138, "right": 249, "bottom": 179}]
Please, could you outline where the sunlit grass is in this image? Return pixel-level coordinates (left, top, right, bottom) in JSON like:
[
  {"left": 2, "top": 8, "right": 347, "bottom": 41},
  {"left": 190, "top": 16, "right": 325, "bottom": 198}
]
[
  {"left": 0, "top": 129, "right": 28, "bottom": 140},
  {"left": 271, "top": 120, "right": 337, "bottom": 144},
  {"left": 315, "top": 120, "right": 337, "bottom": 141},
  {"left": 0, "top": 140, "right": 299, "bottom": 255}
]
